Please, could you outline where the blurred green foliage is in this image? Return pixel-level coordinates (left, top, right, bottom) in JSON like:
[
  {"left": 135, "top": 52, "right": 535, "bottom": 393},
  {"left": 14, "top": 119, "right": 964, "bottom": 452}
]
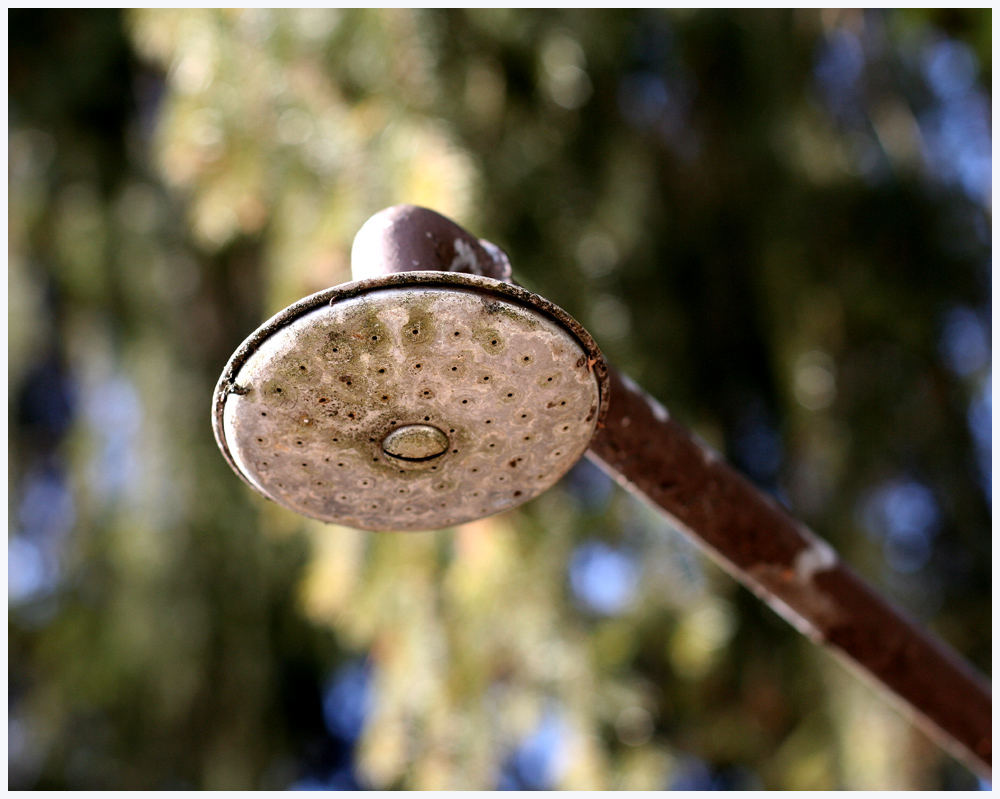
[{"left": 9, "top": 9, "right": 991, "bottom": 790}]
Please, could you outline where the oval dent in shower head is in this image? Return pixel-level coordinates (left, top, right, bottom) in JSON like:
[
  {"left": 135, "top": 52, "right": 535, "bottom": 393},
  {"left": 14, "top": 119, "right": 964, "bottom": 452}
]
[{"left": 212, "top": 272, "right": 608, "bottom": 531}]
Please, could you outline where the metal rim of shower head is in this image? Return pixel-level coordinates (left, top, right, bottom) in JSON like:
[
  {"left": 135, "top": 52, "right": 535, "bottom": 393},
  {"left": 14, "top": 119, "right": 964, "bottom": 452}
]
[{"left": 212, "top": 270, "right": 609, "bottom": 531}]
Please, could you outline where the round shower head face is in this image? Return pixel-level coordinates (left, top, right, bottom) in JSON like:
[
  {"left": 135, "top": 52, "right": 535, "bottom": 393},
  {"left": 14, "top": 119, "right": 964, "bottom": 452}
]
[{"left": 213, "top": 272, "right": 607, "bottom": 531}]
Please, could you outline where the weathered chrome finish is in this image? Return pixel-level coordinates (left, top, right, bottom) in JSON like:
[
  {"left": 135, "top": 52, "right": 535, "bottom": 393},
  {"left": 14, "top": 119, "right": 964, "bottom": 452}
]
[{"left": 213, "top": 272, "right": 607, "bottom": 531}]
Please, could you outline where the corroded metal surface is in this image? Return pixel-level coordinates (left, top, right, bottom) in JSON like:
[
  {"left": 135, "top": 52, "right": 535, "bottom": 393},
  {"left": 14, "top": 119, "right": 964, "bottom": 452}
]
[
  {"left": 211, "top": 205, "right": 990, "bottom": 777},
  {"left": 214, "top": 273, "right": 606, "bottom": 531},
  {"left": 587, "top": 367, "right": 992, "bottom": 777}
]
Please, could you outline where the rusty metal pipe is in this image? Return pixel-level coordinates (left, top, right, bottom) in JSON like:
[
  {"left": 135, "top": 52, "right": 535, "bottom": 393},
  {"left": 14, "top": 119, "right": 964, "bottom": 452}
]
[
  {"left": 589, "top": 367, "right": 992, "bottom": 778},
  {"left": 347, "top": 205, "right": 992, "bottom": 778}
]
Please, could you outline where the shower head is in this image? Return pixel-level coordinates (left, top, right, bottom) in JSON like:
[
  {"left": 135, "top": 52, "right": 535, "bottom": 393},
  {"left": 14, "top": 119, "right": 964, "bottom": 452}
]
[
  {"left": 210, "top": 209, "right": 991, "bottom": 777},
  {"left": 212, "top": 208, "right": 608, "bottom": 530}
]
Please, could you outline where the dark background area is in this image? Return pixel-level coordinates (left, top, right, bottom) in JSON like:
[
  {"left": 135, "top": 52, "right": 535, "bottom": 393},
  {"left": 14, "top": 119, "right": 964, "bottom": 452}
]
[{"left": 9, "top": 9, "right": 991, "bottom": 789}]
